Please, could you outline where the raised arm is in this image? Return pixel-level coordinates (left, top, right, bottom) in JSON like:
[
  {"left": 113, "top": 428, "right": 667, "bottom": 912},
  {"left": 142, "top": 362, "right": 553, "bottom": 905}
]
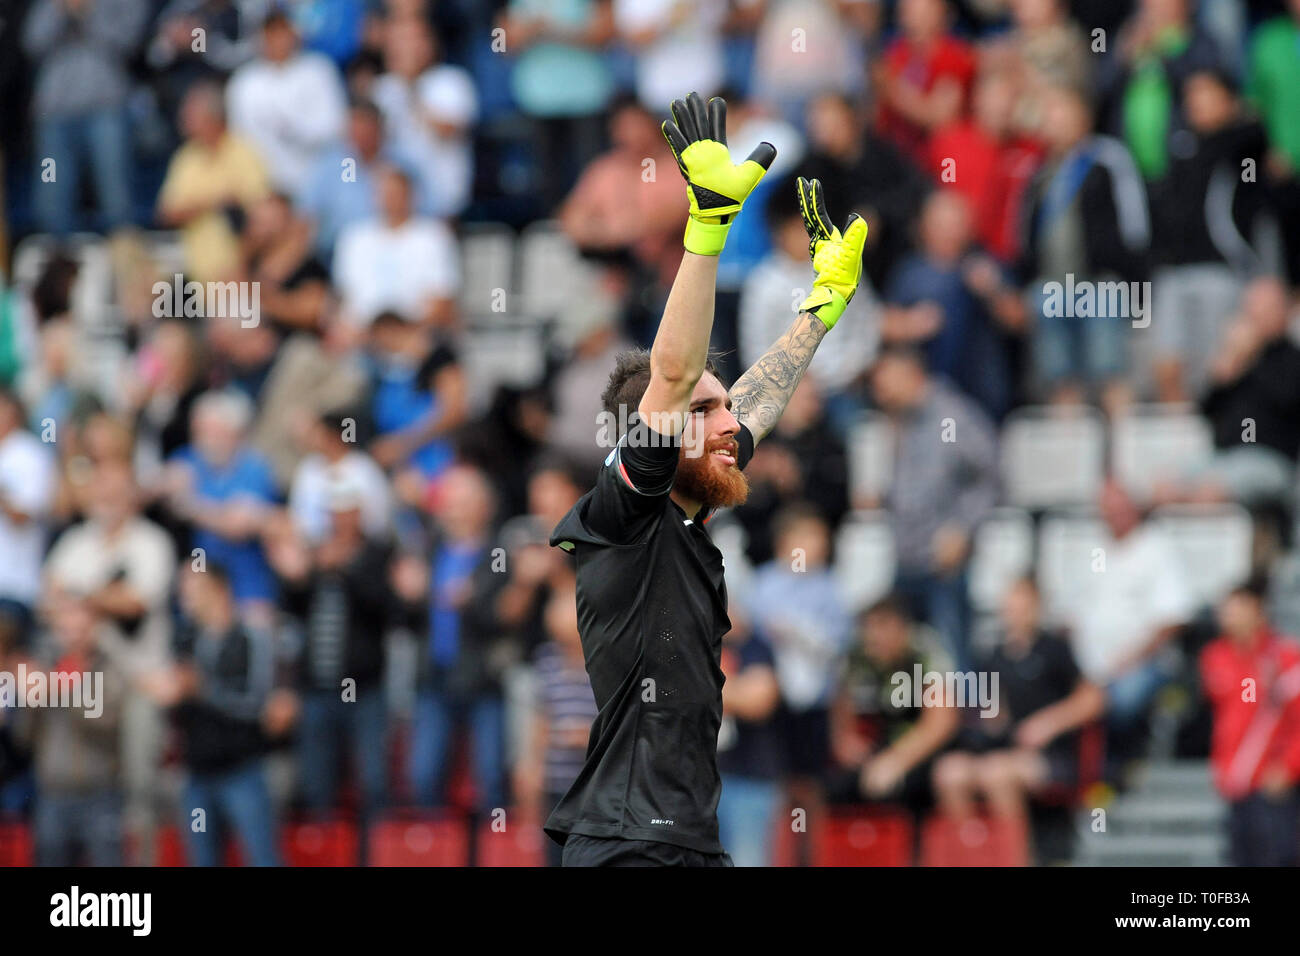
[
  {"left": 639, "top": 92, "right": 775, "bottom": 435},
  {"left": 731, "top": 178, "right": 869, "bottom": 443}
]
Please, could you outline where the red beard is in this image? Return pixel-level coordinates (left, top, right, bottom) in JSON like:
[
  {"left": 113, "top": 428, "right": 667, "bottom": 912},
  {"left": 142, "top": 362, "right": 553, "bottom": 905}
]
[{"left": 674, "top": 438, "right": 750, "bottom": 510}]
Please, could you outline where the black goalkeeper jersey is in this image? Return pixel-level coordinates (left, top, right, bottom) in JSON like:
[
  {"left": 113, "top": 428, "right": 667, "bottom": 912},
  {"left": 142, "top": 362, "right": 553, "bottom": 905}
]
[{"left": 545, "top": 422, "right": 755, "bottom": 853}]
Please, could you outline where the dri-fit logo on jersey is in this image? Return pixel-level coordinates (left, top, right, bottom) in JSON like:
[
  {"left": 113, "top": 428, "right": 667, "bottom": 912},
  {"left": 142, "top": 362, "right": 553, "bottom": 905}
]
[{"left": 650, "top": 819, "right": 675, "bottom": 826}]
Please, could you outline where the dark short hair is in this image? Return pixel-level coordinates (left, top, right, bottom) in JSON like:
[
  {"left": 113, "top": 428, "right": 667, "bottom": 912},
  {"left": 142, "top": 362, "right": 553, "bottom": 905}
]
[
  {"left": 1228, "top": 573, "right": 1269, "bottom": 602},
  {"left": 772, "top": 501, "right": 827, "bottom": 542},
  {"left": 1186, "top": 65, "right": 1239, "bottom": 97},
  {"left": 601, "top": 348, "right": 725, "bottom": 438},
  {"left": 766, "top": 176, "right": 804, "bottom": 228},
  {"left": 864, "top": 592, "right": 912, "bottom": 625}
]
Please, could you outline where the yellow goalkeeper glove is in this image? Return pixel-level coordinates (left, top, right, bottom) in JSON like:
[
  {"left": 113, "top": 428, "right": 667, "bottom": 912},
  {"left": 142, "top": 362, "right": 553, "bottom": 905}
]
[
  {"left": 797, "top": 176, "right": 868, "bottom": 330},
  {"left": 661, "top": 92, "right": 777, "bottom": 256}
]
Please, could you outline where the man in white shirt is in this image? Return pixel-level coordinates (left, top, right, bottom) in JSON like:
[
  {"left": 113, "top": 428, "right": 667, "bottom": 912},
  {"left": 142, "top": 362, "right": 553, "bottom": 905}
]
[
  {"left": 740, "top": 182, "right": 879, "bottom": 393},
  {"left": 43, "top": 460, "right": 176, "bottom": 860},
  {"left": 225, "top": 10, "right": 346, "bottom": 191},
  {"left": 370, "top": 16, "right": 477, "bottom": 218},
  {"left": 0, "top": 389, "right": 55, "bottom": 648},
  {"left": 1069, "top": 479, "right": 1197, "bottom": 730},
  {"left": 614, "top": 0, "right": 726, "bottom": 108},
  {"left": 332, "top": 164, "right": 460, "bottom": 327},
  {"left": 288, "top": 410, "right": 392, "bottom": 544}
]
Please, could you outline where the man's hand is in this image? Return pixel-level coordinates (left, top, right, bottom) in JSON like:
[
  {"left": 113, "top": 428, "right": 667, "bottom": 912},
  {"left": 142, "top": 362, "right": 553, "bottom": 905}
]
[
  {"left": 661, "top": 91, "right": 776, "bottom": 256},
  {"left": 797, "top": 177, "right": 869, "bottom": 329}
]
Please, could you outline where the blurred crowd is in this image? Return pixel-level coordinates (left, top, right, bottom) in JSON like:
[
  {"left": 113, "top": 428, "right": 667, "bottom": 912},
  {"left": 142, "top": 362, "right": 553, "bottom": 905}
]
[{"left": 1, "top": 0, "right": 1300, "bottom": 867}]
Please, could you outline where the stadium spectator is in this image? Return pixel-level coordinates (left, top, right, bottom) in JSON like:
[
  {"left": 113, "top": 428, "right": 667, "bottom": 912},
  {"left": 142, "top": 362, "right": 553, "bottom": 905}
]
[
  {"left": 514, "top": 571, "right": 598, "bottom": 867},
  {"left": 23, "top": 594, "right": 126, "bottom": 865},
  {"left": 883, "top": 189, "right": 1024, "bottom": 422},
  {"left": 739, "top": 181, "right": 879, "bottom": 398},
  {"left": 749, "top": 0, "right": 869, "bottom": 126},
  {"left": 268, "top": 476, "right": 393, "bottom": 829},
  {"left": 1246, "top": 0, "right": 1300, "bottom": 284},
  {"left": 163, "top": 390, "right": 279, "bottom": 617},
  {"left": 22, "top": 0, "right": 147, "bottom": 234},
  {"left": 615, "top": 0, "right": 727, "bottom": 112},
  {"left": 557, "top": 96, "right": 684, "bottom": 266},
  {"left": 288, "top": 410, "right": 392, "bottom": 545},
  {"left": 371, "top": 16, "right": 477, "bottom": 218},
  {"left": 226, "top": 9, "right": 347, "bottom": 191},
  {"left": 829, "top": 594, "right": 959, "bottom": 815},
  {"left": 497, "top": 0, "right": 616, "bottom": 208},
  {"left": 746, "top": 506, "right": 853, "bottom": 797},
  {"left": 332, "top": 165, "right": 460, "bottom": 328},
  {"left": 869, "top": 346, "right": 999, "bottom": 666},
  {"left": 156, "top": 80, "right": 271, "bottom": 283},
  {"left": 997, "top": 0, "right": 1092, "bottom": 106},
  {"left": 931, "top": 577, "right": 1104, "bottom": 822},
  {"left": 146, "top": 0, "right": 260, "bottom": 124},
  {"left": 716, "top": 613, "right": 783, "bottom": 868},
  {"left": 142, "top": 562, "right": 280, "bottom": 866},
  {"left": 797, "top": 92, "right": 930, "bottom": 291},
  {"left": 364, "top": 311, "right": 467, "bottom": 487},
  {"left": 1017, "top": 83, "right": 1150, "bottom": 414},
  {"left": 1069, "top": 478, "right": 1196, "bottom": 747},
  {"left": 874, "top": 0, "right": 977, "bottom": 163},
  {"left": 125, "top": 319, "right": 207, "bottom": 471},
  {"left": 1102, "top": 0, "right": 1225, "bottom": 182},
  {"left": 925, "top": 68, "right": 1044, "bottom": 264},
  {"left": 297, "top": 98, "right": 423, "bottom": 259},
  {"left": 1152, "top": 277, "right": 1300, "bottom": 510},
  {"left": 1147, "top": 67, "right": 1271, "bottom": 402},
  {"left": 0, "top": 388, "right": 56, "bottom": 651},
  {"left": 43, "top": 459, "right": 175, "bottom": 862},
  {"left": 733, "top": 379, "right": 849, "bottom": 566},
  {"left": 1200, "top": 578, "right": 1300, "bottom": 867},
  {"left": 408, "top": 464, "right": 511, "bottom": 813}
]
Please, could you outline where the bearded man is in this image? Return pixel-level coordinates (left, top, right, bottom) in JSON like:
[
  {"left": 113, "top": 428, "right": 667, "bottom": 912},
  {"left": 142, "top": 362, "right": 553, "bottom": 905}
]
[{"left": 547, "top": 92, "right": 869, "bottom": 866}]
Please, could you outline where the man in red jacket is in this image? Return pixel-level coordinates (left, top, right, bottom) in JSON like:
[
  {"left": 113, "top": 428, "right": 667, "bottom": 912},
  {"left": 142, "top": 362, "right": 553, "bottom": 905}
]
[{"left": 1200, "top": 578, "right": 1300, "bottom": 866}]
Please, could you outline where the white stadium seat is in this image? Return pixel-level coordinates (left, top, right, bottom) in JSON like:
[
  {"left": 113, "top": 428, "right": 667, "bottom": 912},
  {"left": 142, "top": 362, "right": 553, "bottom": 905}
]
[
  {"left": 456, "top": 320, "right": 548, "bottom": 414},
  {"left": 516, "top": 220, "right": 592, "bottom": 319},
  {"left": 1001, "top": 406, "right": 1106, "bottom": 509},
  {"left": 846, "top": 410, "right": 893, "bottom": 503},
  {"left": 834, "top": 510, "right": 897, "bottom": 614},
  {"left": 458, "top": 222, "right": 516, "bottom": 315},
  {"left": 1153, "top": 503, "right": 1253, "bottom": 610},
  {"left": 1036, "top": 511, "right": 1109, "bottom": 626},
  {"left": 1112, "top": 404, "right": 1214, "bottom": 503},
  {"left": 968, "top": 507, "right": 1035, "bottom": 613}
]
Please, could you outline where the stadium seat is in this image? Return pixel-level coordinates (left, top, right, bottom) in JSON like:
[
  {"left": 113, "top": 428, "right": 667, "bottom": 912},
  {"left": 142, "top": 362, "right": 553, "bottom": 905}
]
[
  {"left": 1154, "top": 503, "right": 1252, "bottom": 611},
  {"left": 11, "top": 232, "right": 114, "bottom": 327},
  {"left": 920, "top": 814, "right": 1029, "bottom": 867},
  {"left": 369, "top": 816, "right": 470, "bottom": 866},
  {"left": 1000, "top": 406, "right": 1106, "bottom": 509},
  {"left": 834, "top": 510, "right": 897, "bottom": 614},
  {"left": 0, "top": 822, "right": 33, "bottom": 867},
  {"left": 516, "top": 220, "right": 589, "bottom": 319},
  {"left": 1111, "top": 404, "right": 1214, "bottom": 503},
  {"left": 1035, "top": 721, "right": 1107, "bottom": 806},
  {"left": 1036, "top": 512, "right": 1108, "bottom": 627},
  {"left": 846, "top": 411, "right": 894, "bottom": 503},
  {"left": 476, "top": 813, "right": 546, "bottom": 867},
  {"left": 814, "top": 811, "right": 914, "bottom": 867},
  {"left": 283, "top": 820, "right": 359, "bottom": 867},
  {"left": 457, "top": 321, "right": 549, "bottom": 412},
  {"left": 458, "top": 222, "right": 516, "bottom": 315},
  {"left": 968, "top": 507, "right": 1035, "bottom": 613}
]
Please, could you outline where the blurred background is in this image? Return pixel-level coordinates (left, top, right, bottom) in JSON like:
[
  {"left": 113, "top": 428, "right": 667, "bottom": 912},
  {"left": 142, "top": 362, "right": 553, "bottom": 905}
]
[{"left": 1, "top": 0, "right": 1299, "bottom": 867}]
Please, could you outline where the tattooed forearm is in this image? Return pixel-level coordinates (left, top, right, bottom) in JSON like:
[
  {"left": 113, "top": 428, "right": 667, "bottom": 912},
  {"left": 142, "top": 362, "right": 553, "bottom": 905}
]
[{"left": 729, "top": 312, "right": 828, "bottom": 443}]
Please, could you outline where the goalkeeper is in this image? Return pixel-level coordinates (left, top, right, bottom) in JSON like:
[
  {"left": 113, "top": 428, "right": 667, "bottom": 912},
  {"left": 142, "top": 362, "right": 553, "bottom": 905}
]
[{"left": 545, "top": 91, "right": 869, "bottom": 867}]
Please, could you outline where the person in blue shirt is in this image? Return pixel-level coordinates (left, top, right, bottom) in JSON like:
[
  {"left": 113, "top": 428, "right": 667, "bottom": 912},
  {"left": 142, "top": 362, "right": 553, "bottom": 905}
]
[
  {"left": 165, "top": 390, "right": 279, "bottom": 614},
  {"left": 405, "top": 464, "right": 510, "bottom": 813},
  {"left": 365, "top": 311, "right": 468, "bottom": 484}
]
